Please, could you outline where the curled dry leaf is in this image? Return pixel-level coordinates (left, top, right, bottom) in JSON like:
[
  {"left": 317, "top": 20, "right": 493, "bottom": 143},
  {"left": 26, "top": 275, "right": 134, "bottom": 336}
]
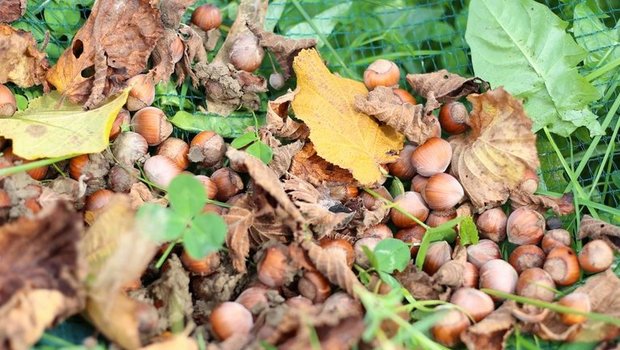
[
  {"left": 128, "top": 182, "right": 168, "bottom": 209},
  {"left": 461, "top": 302, "right": 515, "bottom": 350},
  {"left": 509, "top": 190, "right": 574, "bottom": 216},
  {"left": 354, "top": 86, "right": 438, "bottom": 145},
  {"left": 283, "top": 175, "right": 355, "bottom": 238},
  {"left": 264, "top": 139, "right": 303, "bottom": 178},
  {"left": 227, "top": 147, "right": 304, "bottom": 225},
  {"left": 301, "top": 240, "right": 363, "bottom": 297},
  {"left": 345, "top": 197, "right": 389, "bottom": 236},
  {"left": 266, "top": 90, "right": 310, "bottom": 140},
  {"left": 432, "top": 245, "right": 467, "bottom": 287},
  {"left": 224, "top": 194, "right": 255, "bottom": 273},
  {"left": 394, "top": 264, "right": 446, "bottom": 301},
  {"left": 291, "top": 49, "right": 404, "bottom": 185},
  {"left": 0, "top": 24, "right": 49, "bottom": 87},
  {"left": 0, "top": 0, "right": 26, "bottom": 23},
  {"left": 175, "top": 24, "right": 209, "bottom": 85},
  {"left": 46, "top": 0, "right": 163, "bottom": 108},
  {"left": 578, "top": 215, "right": 620, "bottom": 252},
  {"left": 449, "top": 87, "right": 540, "bottom": 212},
  {"left": 0, "top": 202, "right": 84, "bottom": 350},
  {"left": 289, "top": 143, "right": 356, "bottom": 189},
  {"left": 406, "top": 69, "right": 486, "bottom": 113},
  {"left": 247, "top": 22, "right": 316, "bottom": 79},
  {"left": 535, "top": 270, "right": 620, "bottom": 342},
  {"left": 83, "top": 195, "right": 160, "bottom": 349}
]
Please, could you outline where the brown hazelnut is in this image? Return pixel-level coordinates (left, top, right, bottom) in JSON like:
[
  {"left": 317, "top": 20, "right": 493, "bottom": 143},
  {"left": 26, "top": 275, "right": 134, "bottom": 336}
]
[
  {"left": 519, "top": 168, "right": 539, "bottom": 194},
  {"left": 462, "top": 262, "right": 479, "bottom": 288},
  {"left": 479, "top": 259, "right": 518, "bottom": 300},
  {"left": 188, "top": 131, "right": 226, "bottom": 167},
  {"left": 578, "top": 239, "right": 613, "bottom": 273},
  {"left": 0, "top": 83, "right": 16, "bottom": 117},
  {"left": 180, "top": 250, "right": 220, "bottom": 276},
  {"left": 126, "top": 74, "right": 155, "bottom": 111},
  {"left": 508, "top": 245, "right": 545, "bottom": 273},
  {"left": 423, "top": 241, "right": 452, "bottom": 275},
  {"left": 191, "top": 4, "right": 222, "bottom": 31},
  {"left": 363, "top": 224, "right": 393, "bottom": 239},
  {"left": 410, "top": 174, "right": 429, "bottom": 193},
  {"left": 410, "top": 137, "right": 452, "bottom": 177},
  {"left": 108, "top": 165, "right": 139, "bottom": 193},
  {"left": 390, "top": 191, "right": 429, "bottom": 228},
  {"left": 360, "top": 186, "right": 392, "bottom": 210},
  {"left": 431, "top": 309, "right": 470, "bottom": 347},
  {"left": 476, "top": 207, "right": 507, "bottom": 242},
  {"left": 467, "top": 239, "right": 501, "bottom": 269},
  {"left": 143, "top": 155, "right": 182, "bottom": 189},
  {"left": 230, "top": 32, "right": 265, "bottom": 73},
  {"left": 450, "top": 287, "right": 495, "bottom": 321},
  {"left": 363, "top": 59, "right": 400, "bottom": 89},
  {"left": 112, "top": 131, "right": 149, "bottom": 166},
  {"left": 211, "top": 168, "right": 243, "bottom": 201},
  {"left": 388, "top": 144, "right": 416, "bottom": 180},
  {"left": 354, "top": 236, "right": 382, "bottom": 268},
  {"left": 85, "top": 189, "right": 114, "bottom": 211},
  {"left": 109, "top": 109, "right": 130, "bottom": 140},
  {"left": 557, "top": 292, "right": 590, "bottom": 325},
  {"left": 210, "top": 302, "right": 253, "bottom": 340},
  {"left": 392, "top": 88, "right": 416, "bottom": 104},
  {"left": 438, "top": 101, "right": 469, "bottom": 135},
  {"left": 506, "top": 207, "right": 545, "bottom": 245},
  {"left": 236, "top": 286, "right": 271, "bottom": 312},
  {"left": 422, "top": 173, "right": 464, "bottom": 210},
  {"left": 541, "top": 229, "right": 571, "bottom": 253},
  {"left": 543, "top": 246, "right": 580, "bottom": 286},
  {"left": 319, "top": 238, "right": 355, "bottom": 268},
  {"left": 516, "top": 268, "right": 555, "bottom": 302},
  {"left": 298, "top": 271, "right": 331, "bottom": 303},
  {"left": 194, "top": 175, "right": 218, "bottom": 200},
  {"left": 425, "top": 210, "right": 456, "bottom": 227},
  {"left": 257, "top": 245, "right": 292, "bottom": 288},
  {"left": 156, "top": 137, "right": 190, "bottom": 170},
  {"left": 131, "top": 107, "right": 173, "bottom": 146}
]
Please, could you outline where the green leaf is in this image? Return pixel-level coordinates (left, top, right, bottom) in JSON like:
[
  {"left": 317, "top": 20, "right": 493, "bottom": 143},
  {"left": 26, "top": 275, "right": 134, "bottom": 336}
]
[
  {"left": 44, "top": 0, "right": 82, "bottom": 36},
  {"left": 169, "top": 110, "right": 264, "bottom": 138},
  {"left": 389, "top": 177, "right": 405, "bottom": 198},
  {"left": 231, "top": 131, "right": 258, "bottom": 149},
  {"left": 466, "top": 0, "right": 603, "bottom": 137},
  {"left": 265, "top": 0, "right": 288, "bottom": 32},
  {"left": 361, "top": 245, "right": 378, "bottom": 270},
  {"left": 373, "top": 238, "right": 410, "bottom": 273},
  {"left": 168, "top": 174, "right": 207, "bottom": 218},
  {"left": 458, "top": 216, "right": 479, "bottom": 246},
  {"left": 136, "top": 204, "right": 182, "bottom": 242},
  {"left": 414, "top": 218, "right": 461, "bottom": 269},
  {"left": 183, "top": 213, "right": 227, "bottom": 259},
  {"left": 0, "top": 89, "right": 129, "bottom": 160},
  {"left": 246, "top": 141, "right": 273, "bottom": 164},
  {"left": 286, "top": 3, "right": 352, "bottom": 47}
]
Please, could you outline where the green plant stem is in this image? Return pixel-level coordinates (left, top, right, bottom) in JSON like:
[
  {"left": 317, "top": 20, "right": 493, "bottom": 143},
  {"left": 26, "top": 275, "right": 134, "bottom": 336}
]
[
  {"left": 585, "top": 56, "right": 620, "bottom": 82},
  {"left": 40, "top": 332, "right": 76, "bottom": 347},
  {"left": 290, "top": 0, "right": 357, "bottom": 79},
  {"left": 0, "top": 154, "right": 74, "bottom": 177},
  {"left": 363, "top": 188, "right": 430, "bottom": 229},
  {"left": 155, "top": 241, "right": 177, "bottom": 269},
  {"left": 587, "top": 112, "right": 620, "bottom": 198},
  {"left": 482, "top": 289, "right": 620, "bottom": 326}
]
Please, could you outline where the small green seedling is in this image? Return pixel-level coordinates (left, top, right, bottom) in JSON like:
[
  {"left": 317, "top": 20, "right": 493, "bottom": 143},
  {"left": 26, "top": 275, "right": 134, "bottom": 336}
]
[
  {"left": 231, "top": 131, "right": 273, "bottom": 164},
  {"left": 137, "top": 174, "right": 228, "bottom": 268}
]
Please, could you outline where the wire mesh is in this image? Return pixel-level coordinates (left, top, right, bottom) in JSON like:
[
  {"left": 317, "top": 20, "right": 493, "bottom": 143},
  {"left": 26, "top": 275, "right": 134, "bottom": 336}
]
[{"left": 11, "top": 0, "right": 620, "bottom": 221}]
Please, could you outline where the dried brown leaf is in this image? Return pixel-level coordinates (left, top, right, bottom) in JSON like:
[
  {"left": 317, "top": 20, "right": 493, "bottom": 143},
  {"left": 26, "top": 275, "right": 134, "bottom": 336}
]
[
  {"left": 46, "top": 0, "right": 163, "bottom": 108},
  {"left": 301, "top": 240, "right": 362, "bottom": 298},
  {"left": 224, "top": 194, "right": 254, "bottom": 272},
  {"left": 0, "top": 0, "right": 25, "bottom": 23},
  {"left": 394, "top": 264, "right": 445, "bottom": 301},
  {"left": 510, "top": 190, "right": 574, "bottom": 216},
  {"left": 247, "top": 22, "right": 316, "bottom": 79},
  {"left": 461, "top": 302, "right": 515, "bottom": 350},
  {"left": 266, "top": 89, "right": 310, "bottom": 140},
  {"left": 226, "top": 147, "right": 304, "bottom": 224},
  {"left": 283, "top": 176, "right": 354, "bottom": 238},
  {"left": 175, "top": 24, "right": 209, "bottom": 85},
  {"left": 578, "top": 215, "right": 620, "bottom": 252},
  {"left": 290, "top": 142, "right": 356, "bottom": 187},
  {"left": 449, "top": 88, "right": 539, "bottom": 212},
  {"left": 128, "top": 182, "right": 168, "bottom": 209},
  {"left": 354, "top": 86, "right": 438, "bottom": 145},
  {"left": 0, "top": 202, "right": 84, "bottom": 350},
  {"left": 406, "top": 69, "right": 485, "bottom": 112},
  {"left": 0, "top": 24, "right": 49, "bottom": 87},
  {"left": 258, "top": 129, "right": 304, "bottom": 177},
  {"left": 535, "top": 270, "right": 620, "bottom": 342}
]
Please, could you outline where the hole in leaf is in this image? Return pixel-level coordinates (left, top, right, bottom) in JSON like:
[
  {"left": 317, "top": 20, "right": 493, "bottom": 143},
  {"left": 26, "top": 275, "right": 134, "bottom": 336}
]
[
  {"left": 72, "top": 40, "right": 84, "bottom": 58},
  {"left": 81, "top": 65, "right": 95, "bottom": 78}
]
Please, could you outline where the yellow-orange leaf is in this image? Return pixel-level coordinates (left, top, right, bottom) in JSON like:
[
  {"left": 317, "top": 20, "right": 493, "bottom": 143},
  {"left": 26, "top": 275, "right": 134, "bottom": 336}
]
[{"left": 291, "top": 49, "right": 404, "bottom": 185}]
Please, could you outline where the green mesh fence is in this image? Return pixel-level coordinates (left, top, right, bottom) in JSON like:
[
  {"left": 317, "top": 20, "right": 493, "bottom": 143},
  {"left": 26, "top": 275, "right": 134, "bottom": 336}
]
[{"left": 11, "top": 0, "right": 620, "bottom": 223}]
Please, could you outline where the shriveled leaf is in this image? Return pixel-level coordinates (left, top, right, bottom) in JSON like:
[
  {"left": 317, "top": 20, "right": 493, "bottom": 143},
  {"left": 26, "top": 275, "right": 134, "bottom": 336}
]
[
  {"left": 535, "top": 270, "right": 620, "bottom": 342},
  {"left": 224, "top": 194, "right": 254, "bottom": 273},
  {"left": 83, "top": 195, "right": 160, "bottom": 349},
  {"left": 394, "top": 264, "right": 445, "bottom": 301},
  {"left": 247, "top": 22, "right": 316, "bottom": 79},
  {"left": 0, "top": 89, "right": 129, "bottom": 160},
  {"left": 283, "top": 175, "right": 354, "bottom": 238},
  {"left": 0, "top": 0, "right": 26, "bottom": 23},
  {"left": 0, "top": 202, "right": 84, "bottom": 350},
  {"left": 269, "top": 139, "right": 303, "bottom": 178},
  {"left": 461, "top": 302, "right": 515, "bottom": 350},
  {"left": 579, "top": 215, "right": 620, "bottom": 252},
  {"left": 510, "top": 190, "right": 574, "bottom": 216},
  {"left": 355, "top": 86, "right": 438, "bottom": 145},
  {"left": 406, "top": 69, "right": 484, "bottom": 112},
  {"left": 46, "top": 0, "right": 163, "bottom": 108},
  {"left": 291, "top": 49, "right": 404, "bottom": 185},
  {"left": 0, "top": 24, "right": 49, "bottom": 87},
  {"left": 266, "top": 90, "right": 309, "bottom": 140},
  {"left": 449, "top": 87, "right": 539, "bottom": 212},
  {"left": 290, "top": 142, "right": 357, "bottom": 188},
  {"left": 227, "top": 147, "right": 304, "bottom": 224},
  {"left": 170, "top": 110, "right": 264, "bottom": 138},
  {"left": 301, "top": 240, "right": 363, "bottom": 298},
  {"left": 466, "top": 0, "right": 602, "bottom": 136}
]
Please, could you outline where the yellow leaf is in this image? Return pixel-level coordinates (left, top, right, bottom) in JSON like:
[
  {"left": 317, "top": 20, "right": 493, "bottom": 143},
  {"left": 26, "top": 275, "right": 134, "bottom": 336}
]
[
  {"left": 0, "top": 89, "right": 129, "bottom": 160},
  {"left": 291, "top": 49, "right": 404, "bottom": 185}
]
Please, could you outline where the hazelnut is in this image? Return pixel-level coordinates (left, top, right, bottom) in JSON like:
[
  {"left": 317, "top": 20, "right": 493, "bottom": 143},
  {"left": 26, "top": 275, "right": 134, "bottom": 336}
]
[
  {"left": 410, "top": 174, "right": 429, "bottom": 193},
  {"left": 392, "top": 88, "right": 416, "bottom": 104},
  {"left": 506, "top": 207, "right": 545, "bottom": 245},
  {"left": 479, "top": 259, "right": 518, "bottom": 300},
  {"left": 425, "top": 210, "right": 456, "bottom": 227},
  {"left": 466, "top": 239, "right": 501, "bottom": 269},
  {"left": 354, "top": 236, "right": 382, "bottom": 268},
  {"left": 85, "top": 189, "right": 114, "bottom": 211},
  {"left": 109, "top": 109, "right": 130, "bottom": 140},
  {"left": 410, "top": 137, "right": 452, "bottom": 177},
  {"left": 112, "top": 131, "right": 149, "bottom": 166},
  {"left": 543, "top": 246, "right": 580, "bottom": 286},
  {"left": 143, "top": 155, "right": 182, "bottom": 189},
  {"left": 362, "top": 224, "right": 393, "bottom": 239},
  {"left": 578, "top": 239, "right": 613, "bottom": 273},
  {"left": 0, "top": 83, "right": 16, "bottom": 117},
  {"left": 476, "top": 207, "right": 507, "bottom": 242},
  {"left": 319, "top": 238, "right": 355, "bottom": 268},
  {"left": 450, "top": 287, "right": 494, "bottom": 321},
  {"left": 462, "top": 262, "right": 479, "bottom": 288},
  {"left": 541, "top": 229, "right": 571, "bottom": 253},
  {"left": 269, "top": 72, "right": 285, "bottom": 90},
  {"left": 395, "top": 226, "right": 426, "bottom": 257},
  {"left": 298, "top": 271, "right": 331, "bottom": 303},
  {"left": 431, "top": 309, "right": 470, "bottom": 347},
  {"left": 126, "top": 74, "right": 155, "bottom": 111},
  {"left": 191, "top": 4, "right": 222, "bottom": 31},
  {"left": 230, "top": 32, "right": 265, "bottom": 73},
  {"left": 388, "top": 144, "right": 416, "bottom": 180},
  {"left": 156, "top": 137, "right": 190, "bottom": 170},
  {"left": 423, "top": 241, "right": 452, "bottom": 275},
  {"left": 180, "top": 250, "right": 220, "bottom": 276},
  {"left": 257, "top": 245, "right": 292, "bottom": 288},
  {"left": 360, "top": 186, "right": 392, "bottom": 210},
  {"left": 516, "top": 268, "right": 555, "bottom": 302},
  {"left": 170, "top": 35, "right": 184, "bottom": 64},
  {"left": 557, "top": 292, "right": 590, "bottom": 325},
  {"left": 390, "top": 191, "right": 429, "bottom": 228},
  {"left": 438, "top": 101, "right": 469, "bottom": 135},
  {"left": 236, "top": 286, "right": 271, "bottom": 312},
  {"left": 363, "top": 59, "right": 400, "bottom": 89},
  {"left": 209, "top": 302, "right": 253, "bottom": 340},
  {"left": 422, "top": 173, "right": 464, "bottom": 210},
  {"left": 509, "top": 245, "right": 545, "bottom": 273},
  {"left": 194, "top": 175, "right": 218, "bottom": 200},
  {"left": 211, "top": 168, "right": 243, "bottom": 201},
  {"left": 519, "top": 168, "right": 539, "bottom": 194},
  {"left": 188, "top": 131, "right": 226, "bottom": 167},
  {"left": 108, "top": 165, "right": 139, "bottom": 193},
  {"left": 131, "top": 107, "right": 173, "bottom": 146}
]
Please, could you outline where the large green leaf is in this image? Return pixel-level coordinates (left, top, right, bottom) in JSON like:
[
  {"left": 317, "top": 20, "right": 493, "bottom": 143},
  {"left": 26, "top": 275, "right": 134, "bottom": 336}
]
[
  {"left": 285, "top": 3, "right": 352, "bottom": 47},
  {"left": 0, "top": 89, "right": 129, "bottom": 160},
  {"left": 169, "top": 110, "right": 263, "bottom": 138},
  {"left": 465, "top": 0, "right": 603, "bottom": 137},
  {"left": 168, "top": 174, "right": 207, "bottom": 219}
]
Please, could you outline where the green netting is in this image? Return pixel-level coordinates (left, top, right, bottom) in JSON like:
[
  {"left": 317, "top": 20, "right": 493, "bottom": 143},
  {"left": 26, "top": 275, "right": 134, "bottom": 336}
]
[{"left": 10, "top": 0, "right": 620, "bottom": 223}]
